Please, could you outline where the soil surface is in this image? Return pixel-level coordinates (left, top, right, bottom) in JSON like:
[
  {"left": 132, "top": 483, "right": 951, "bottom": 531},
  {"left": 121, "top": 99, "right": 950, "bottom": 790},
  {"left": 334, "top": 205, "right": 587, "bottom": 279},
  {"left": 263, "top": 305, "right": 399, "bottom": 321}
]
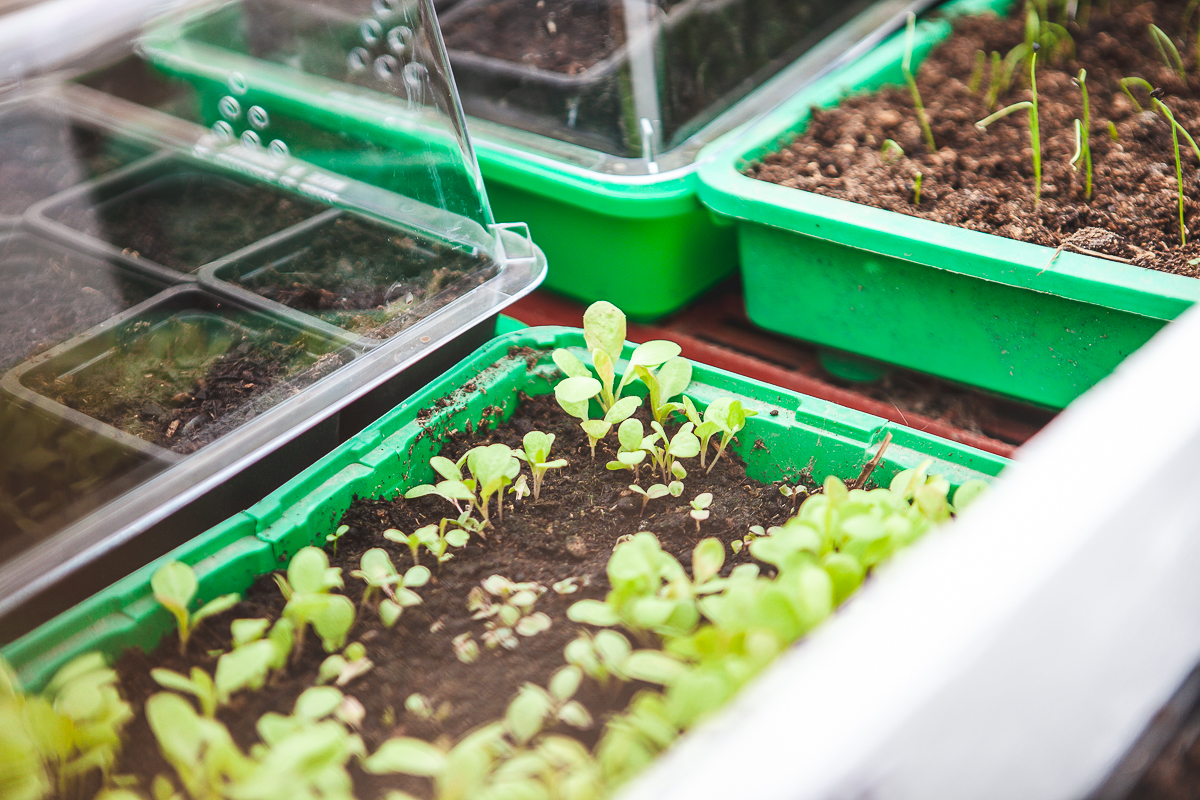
[
  {"left": 233, "top": 216, "right": 494, "bottom": 337},
  {"left": 443, "top": 0, "right": 625, "bottom": 73},
  {"left": 0, "top": 108, "right": 148, "bottom": 216},
  {"left": 749, "top": 0, "right": 1200, "bottom": 275},
  {"left": 64, "top": 171, "right": 324, "bottom": 273},
  {"left": 0, "top": 238, "right": 157, "bottom": 370},
  {"left": 26, "top": 316, "right": 340, "bottom": 454},
  {"left": 111, "top": 391, "right": 831, "bottom": 798}
]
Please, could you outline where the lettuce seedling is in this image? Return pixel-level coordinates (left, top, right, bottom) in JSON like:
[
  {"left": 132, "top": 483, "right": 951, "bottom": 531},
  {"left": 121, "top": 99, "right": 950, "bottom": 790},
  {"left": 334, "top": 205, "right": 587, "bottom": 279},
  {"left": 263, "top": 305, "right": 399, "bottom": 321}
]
[
  {"left": 880, "top": 138, "right": 905, "bottom": 164},
  {"left": 628, "top": 481, "right": 684, "bottom": 515},
  {"left": 406, "top": 445, "right": 521, "bottom": 527},
  {"left": 633, "top": 355, "right": 692, "bottom": 425},
  {"left": 912, "top": 171, "right": 923, "bottom": 205},
  {"left": 152, "top": 666, "right": 219, "bottom": 718},
  {"left": 607, "top": 418, "right": 649, "bottom": 480},
  {"left": 145, "top": 691, "right": 250, "bottom": 799},
  {"left": 452, "top": 632, "right": 480, "bottom": 664},
  {"left": 902, "top": 12, "right": 936, "bottom": 153},
  {"left": 470, "top": 575, "right": 552, "bottom": 649},
  {"left": 703, "top": 398, "right": 756, "bottom": 473},
  {"left": 214, "top": 618, "right": 292, "bottom": 703},
  {"left": 513, "top": 431, "right": 568, "bottom": 502},
  {"left": 319, "top": 642, "right": 373, "bottom": 687},
  {"left": 273, "top": 546, "right": 355, "bottom": 658},
  {"left": 351, "top": 548, "right": 431, "bottom": 627},
  {"left": 504, "top": 668, "right": 593, "bottom": 746},
  {"left": 689, "top": 493, "right": 713, "bottom": 532},
  {"left": 977, "top": 54, "right": 1041, "bottom": 203},
  {"left": 325, "top": 524, "right": 349, "bottom": 557},
  {"left": 151, "top": 561, "right": 240, "bottom": 655},
  {"left": 680, "top": 396, "right": 722, "bottom": 470},
  {"left": 643, "top": 421, "right": 701, "bottom": 483}
]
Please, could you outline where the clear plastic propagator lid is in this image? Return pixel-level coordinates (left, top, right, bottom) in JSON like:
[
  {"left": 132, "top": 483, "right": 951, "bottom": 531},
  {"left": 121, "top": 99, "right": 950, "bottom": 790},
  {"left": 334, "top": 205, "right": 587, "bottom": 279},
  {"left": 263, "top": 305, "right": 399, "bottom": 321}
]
[{"left": 0, "top": 0, "right": 543, "bottom": 623}]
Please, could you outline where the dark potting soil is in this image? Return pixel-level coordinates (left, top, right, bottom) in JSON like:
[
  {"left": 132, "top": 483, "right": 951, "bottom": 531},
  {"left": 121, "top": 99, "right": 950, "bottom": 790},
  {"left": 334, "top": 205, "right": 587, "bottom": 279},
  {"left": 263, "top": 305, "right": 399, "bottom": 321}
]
[
  {"left": 69, "top": 172, "right": 325, "bottom": 273},
  {"left": 0, "top": 240, "right": 157, "bottom": 371},
  {"left": 111, "top": 391, "right": 825, "bottom": 798},
  {"left": 443, "top": 0, "right": 626, "bottom": 73},
  {"left": 749, "top": 0, "right": 1200, "bottom": 275},
  {"left": 233, "top": 216, "right": 495, "bottom": 337},
  {"left": 0, "top": 108, "right": 148, "bottom": 216},
  {"left": 26, "top": 318, "right": 341, "bottom": 454}
]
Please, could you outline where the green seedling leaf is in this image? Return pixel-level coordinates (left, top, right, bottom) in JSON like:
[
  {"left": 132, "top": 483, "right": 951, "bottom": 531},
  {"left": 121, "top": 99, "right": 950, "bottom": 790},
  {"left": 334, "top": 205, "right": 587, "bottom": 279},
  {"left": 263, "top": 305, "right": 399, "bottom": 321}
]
[
  {"left": 151, "top": 561, "right": 197, "bottom": 616},
  {"left": 430, "top": 456, "right": 462, "bottom": 482},
  {"left": 549, "top": 666, "right": 582, "bottom": 701},
  {"left": 365, "top": 738, "right": 449, "bottom": 776},
  {"left": 554, "top": 377, "right": 602, "bottom": 406},
  {"left": 606, "top": 396, "right": 641, "bottom": 425},
  {"left": 624, "top": 651, "right": 687, "bottom": 685},
  {"left": 215, "top": 640, "right": 276, "bottom": 702},
  {"left": 692, "top": 538, "right": 725, "bottom": 585},
  {"left": 567, "top": 600, "right": 619, "bottom": 627},
  {"left": 507, "top": 684, "right": 554, "bottom": 744},
  {"left": 230, "top": 618, "right": 270, "bottom": 648},
  {"left": 953, "top": 478, "right": 991, "bottom": 512},
  {"left": 582, "top": 301, "right": 626, "bottom": 362},
  {"left": 288, "top": 547, "right": 342, "bottom": 595},
  {"left": 655, "top": 357, "right": 692, "bottom": 403},
  {"left": 552, "top": 349, "right": 591, "bottom": 380}
]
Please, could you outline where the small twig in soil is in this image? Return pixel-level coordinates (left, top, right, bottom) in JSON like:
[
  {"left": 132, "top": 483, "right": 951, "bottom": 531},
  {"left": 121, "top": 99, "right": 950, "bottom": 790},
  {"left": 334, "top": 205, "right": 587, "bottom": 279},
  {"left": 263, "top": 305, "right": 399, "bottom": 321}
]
[{"left": 850, "top": 432, "right": 893, "bottom": 490}]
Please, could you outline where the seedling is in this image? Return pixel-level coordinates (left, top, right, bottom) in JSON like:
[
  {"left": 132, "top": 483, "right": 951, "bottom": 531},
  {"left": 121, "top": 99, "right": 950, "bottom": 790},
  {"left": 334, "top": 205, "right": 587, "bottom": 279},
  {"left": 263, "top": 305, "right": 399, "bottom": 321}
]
[
  {"left": 469, "top": 575, "right": 552, "bottom": 649},
  {"left": 504, "top": 668, "right": 594, "bottom": 746},
  {"left": 511, "top": 473, "right": 531, "bottom": 502},
  {"left": 406, "top": 444, "right": 521, "bottom": 527},
  {"left": 1072, "top": 69, "right": 1093, "bottom": 200},
  {"left": 1149, "top": 24, "right": 1186, "bottom": 81},
  {"left": 513, "top": 431, "right": 568, "bottom": 501},
  {"left": 325, "top": 524, "right": 349, "bottom": 556},
  {"left": 151, "top": 666, "right": 219, "bottom": 718},
  {"left": 553, "top": 577, "right": 581, "bottom": 594},
  {"left": 976, "top": 54, "right": 1041, "bottom": 203},
  {"left": 607, "top": 418, "right": 649, "bottom": 480},
  {"left": 452, "top": 632, "right": 480, "bottom": 664},
  {"left": 213, "top": 617, "right": 292, "bottom": 703},
  {"left": 730, "top": 523, "right": 782, "bottom": 554},
  {"left": 405, "top": 693, "right": 451, "bottom": 722},
  {"left": 643, "top": 421, "right": 701, "bottom": 483},
  {"left": 680, "top": 396, "right": 721, "bottom": 470},
  {"left": 351, "top": 548, "right": 430, "bottom": 627},
  {"left": 319, "top": 642, "right": 374, "bottom": 686},
  {"left": 880, "top": 138, "right": 905, "bottom": 164},
  {"left": 703, "top": 398, "right": 756, "bottom": 473},
  {"left": 902, "top": 12, "right": 936, "bottom": 153},
  {"left": 383, "top": 526, "right": 423, "bottom": 566},
  {"left": 632, "top": 355, "right": 693, "bottom": 425},
  {"left": 984, "top": 50, "right": 1003, "bottom": 111},
  {"left": 689, "top": 493, "right": 713, "bottom": 532},
  {"left": 1119, "top": 78, "right": 1200, "bottom": 245},
  {"left": 151, "top": 561, "right": 240, "bottom": 654},
  {"left": 912, "top": 171, "right": 924, "bottom": 205},
  {"left": 968, "top": 49, "right": 986, "bottom": 93},
  {"left": 1108, "top": 121, "right": 1119, "bottom": 141},
  {"left": 628, "top": 481, "right": 684, "bottom": 515},
  {"left": 779, "top": 483, "right": 809, "bottom": 513},
  {"left": 273, "top": 546, "right": 355, "bottom": 658}
]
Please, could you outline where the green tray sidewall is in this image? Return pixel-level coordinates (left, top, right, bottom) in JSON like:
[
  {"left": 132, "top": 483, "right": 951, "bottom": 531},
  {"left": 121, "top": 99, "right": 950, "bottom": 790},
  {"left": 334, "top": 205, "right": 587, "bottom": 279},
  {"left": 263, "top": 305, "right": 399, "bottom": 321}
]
[
  {"left": 695, "top": 0, "right": 1200, "bottom": 409},
  {"left": 3, "top": 327, "right": 1007, "bottom": 691}
]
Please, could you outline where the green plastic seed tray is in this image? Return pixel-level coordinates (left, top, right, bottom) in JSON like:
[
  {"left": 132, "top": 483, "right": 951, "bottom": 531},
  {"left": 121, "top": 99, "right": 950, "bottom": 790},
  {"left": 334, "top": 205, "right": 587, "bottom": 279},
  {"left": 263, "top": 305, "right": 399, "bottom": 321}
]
[
  {"left": 696, "top": 0, "right": 1200, "bottom": 409},
  {"left": 3, "top": 326, "right": 1005, "bottom": 691}
]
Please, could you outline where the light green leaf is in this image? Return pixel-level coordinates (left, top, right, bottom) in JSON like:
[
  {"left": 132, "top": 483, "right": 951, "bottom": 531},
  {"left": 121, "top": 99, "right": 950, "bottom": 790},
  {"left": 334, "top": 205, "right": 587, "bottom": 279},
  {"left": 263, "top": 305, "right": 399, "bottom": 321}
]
[
  {"left": 624, "top": 651, "right": 687, "bottom": 685},
  {"left": 430, "top": 456, "right": 462, "bottom": 482},
  {"left": 552, "top": 349, "right": 591, "bottom": 380},
  {"left": 582, "top": 301, "right": 626, "bottom": 361},
  {"left": 294, "top": 686, "right": 342, "bottom": 720},
  {"left": 230, "top": 618, "right": 270, "bottom": 647},
  {"left": 287, "top": 548, "right": 336, "bottom": 595},
  {"left": 404, "top": 565, "right": 432, "bottom": 587},
  {"left": 626, "top": 340, "right": 681, "bottom": 370},
  {"left": 555, "top": 376, "right": 603, "bottom": 405},
  {"left": 605, "top": 396, "right": 641, "bottom": 425},
  {"left": 548, "top": 666, "right": 582, "bottom": 701},
  {"left": 215, "top": 641, "right": 274, "bottom": 701},
  {"left": 557, "top": 701, "right": 593, "bottom": 730},
  {"left": 692, "top": 538, "right": 725, "bottom": 585},
  {"left": 312, "top": 595, "right": 356, "bottom": 652},
  {"left": 363, "top": 738, "right": 449, "bottom": 777},
  {"left": 655, "top": 357, "right": 692, "bottom": 401},
  {"left": 151, "top": 562, "right": 196, "bottom": 614},
  {"left": 507, "top": 684, "right": 553, "bottom": 744},
  {"left": 617, "top": 419, "right": 643, "bottom": 451},
  {"left": 953, "top": 478, "right": 991, "bottom": 512},
  {"left": 567, "top": 600, "right": 619, "bottom": 627},
  {"left": 379, "top": 599, "right": 402, "bottom": 627}
]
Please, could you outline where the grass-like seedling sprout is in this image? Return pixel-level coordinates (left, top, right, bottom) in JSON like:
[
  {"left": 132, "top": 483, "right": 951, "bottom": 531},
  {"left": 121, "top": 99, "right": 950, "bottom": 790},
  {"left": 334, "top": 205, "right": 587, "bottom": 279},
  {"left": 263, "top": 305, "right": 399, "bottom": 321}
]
[
  {"left": 1073, "top": 69, "right": 1093, "bottom": 200},
  {"left": 1149, "top": 24, "right": 1186, "bottom": 81},
  {"left": 976, "top": 53, "right": 1041, "bottom": 203},
  {"left": 273, "top": 546, "right": 355, "bottom": 659},
  {"left": 902, "top": 11, "right": 937, "bottom": 153},
  {"left": 984, "top": 50, "right": 1003, "bottom": 111},
  {"left": 151, "top": 561, "right": 241, "bottom": 655},
  {"left": 1119, "top": 77, "right": 1200, "bottom": 245},
  {"left": 912, "top": 171, "right": 923, "bottom": 205},
  {"left": 1109, "top": 120, "right": 1119, "bottom": 140},
  {"left": 968, "top": 49, "right": 986, "bottom": 93},
  {"left": 325, "top": 524, "right": 349, "bottom": 556},
  {"left": 513, "top": 431, "right": 568, "bottom": 502},
  {"left": 880, "top": 138, "right": 905, "bottom": 164}
]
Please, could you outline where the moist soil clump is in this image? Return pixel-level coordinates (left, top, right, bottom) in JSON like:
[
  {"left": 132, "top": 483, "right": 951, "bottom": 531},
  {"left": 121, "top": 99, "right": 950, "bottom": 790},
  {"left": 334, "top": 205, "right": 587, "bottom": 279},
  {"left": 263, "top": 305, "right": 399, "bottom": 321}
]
[
  {"left": 69, "top": 172, "right": 324, "bottom": 273},
  {"left": 233, "top": 216, "right": 494, "bottom": 337},
  {"left": 27, "top": 318, "right": 331, "bottom": 454},
  {"left": 749, "top": 0, "right": 1200, "bottom": 274},
  {"left": 0, "top": 242, "right": 156, "bottom": 370},
  {"left": 0, "top": 109, "right": 148, "bottom": 216},
  {"left": 443, "top": 0, "right": 625, "bottom": 73},
  {"left": 111, "top": 392, "right": 816, "bottom": 798}
]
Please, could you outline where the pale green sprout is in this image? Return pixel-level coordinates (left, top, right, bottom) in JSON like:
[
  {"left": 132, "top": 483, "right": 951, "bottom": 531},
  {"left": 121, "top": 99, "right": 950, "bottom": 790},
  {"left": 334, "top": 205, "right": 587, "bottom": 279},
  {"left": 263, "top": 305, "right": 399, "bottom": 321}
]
[
  {"left": 1119, "top": 77, "right": 1199, "bottom": 245},
  {"left": 383, "top": 527, "right": 423, "bottom": 566},
  {"left": 1072, "top": 69, "right": 1093, "bottom": 200},
  {"left": 976, "top": 53, "right": 1041, "bottom": 203},
  {"left": 628, "top": 480, "right": 684, "bottom": 515},
  {"left": 513, "top": 431, "right": 567, "bottom": 502},
  {"left": 689, "top": 493, "right": 713, "bottom": 531},
  {"left": 730, "top": 523, "right": 783, "bottom": 554},
  {"left": 405, "top": 444, "right": 521, "bottom": 527},
  {"left": 607, "top": 418, "right": 649, "bottom": 479},
  {"left": 681, "top": 396, "right": 721, "bottom": 469},
  {"left": 880, "top": 138, "right": 905, "bottom": 164},
  {"left": 780, "top": 483, "right": 809, "bottom": 513},
  {"left": 912, "top": 171, "right": 923, "bottom": 205},
  {"left": 325, "top": 524, "right": 349, "bottom": 556},
  {"left": 388, "top": 521, "right": 470, "bottom": 568},
  {"left": 642, "top": 421, "right": 701, "bottom": 483},
  {"left": 145, "top": 691, "right": 250, "bottom": 800},
  {"left": 1149, "top": 24, "right": 1186, "bottom": 81},
  {"left": 703, "top": 397, "right": 757, "bottom": 473},
  {"left": 953, "top": 478, "right": 992, "bottom": 512},
  {"left": 273, "top": 546, "right": 355, "bottom": 658},
  {"left": 504, "top": 667, "right": 594, "bottom": 746},
  {"left": 319, "top": 642, "right": 373, "bottom": 687},
  {"left": 510, "top": 473, "right": 530, "bottom": 503},
  {"left": 351, "top": 548, "right": 430, "bottom": 627},
  {"left": 404, "top": 693, "right": 451, "bottom": 723},
  {"left": 469, "top": 575, "right": 552, "bottom": 649},
  {"left": 633, "top": 355, "right": 692, "bottom": 425},
  {"left": 967, "top": 49, "right": 986, "bottom": 93},
  {"left": 452, "top": 632, "right": 480, "bottom": 664},
  {"left": 151, "top": 667, "right": 219, "bottom": 718},
  {"left": 214, "top": 618, "right": 292, "bottom": 704},
  {"left": 901, "top": 12, "right": 936, "bottom": 153},
  {"left": 552, "top": 576, "right": 580, "bottom": 594},
  {"left": 151, "top": 561, "right": 240, "bottom": 655},
  {"left": 983, "top": 50, "right": 1002, "bottom": 111}
]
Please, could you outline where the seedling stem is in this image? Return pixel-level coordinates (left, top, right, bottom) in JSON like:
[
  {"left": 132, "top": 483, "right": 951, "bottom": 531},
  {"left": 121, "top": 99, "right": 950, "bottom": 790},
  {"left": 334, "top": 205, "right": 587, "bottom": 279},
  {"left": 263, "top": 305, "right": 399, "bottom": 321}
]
[{"left": 902, "top": 12, "right": 937, "bottom": 153}]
